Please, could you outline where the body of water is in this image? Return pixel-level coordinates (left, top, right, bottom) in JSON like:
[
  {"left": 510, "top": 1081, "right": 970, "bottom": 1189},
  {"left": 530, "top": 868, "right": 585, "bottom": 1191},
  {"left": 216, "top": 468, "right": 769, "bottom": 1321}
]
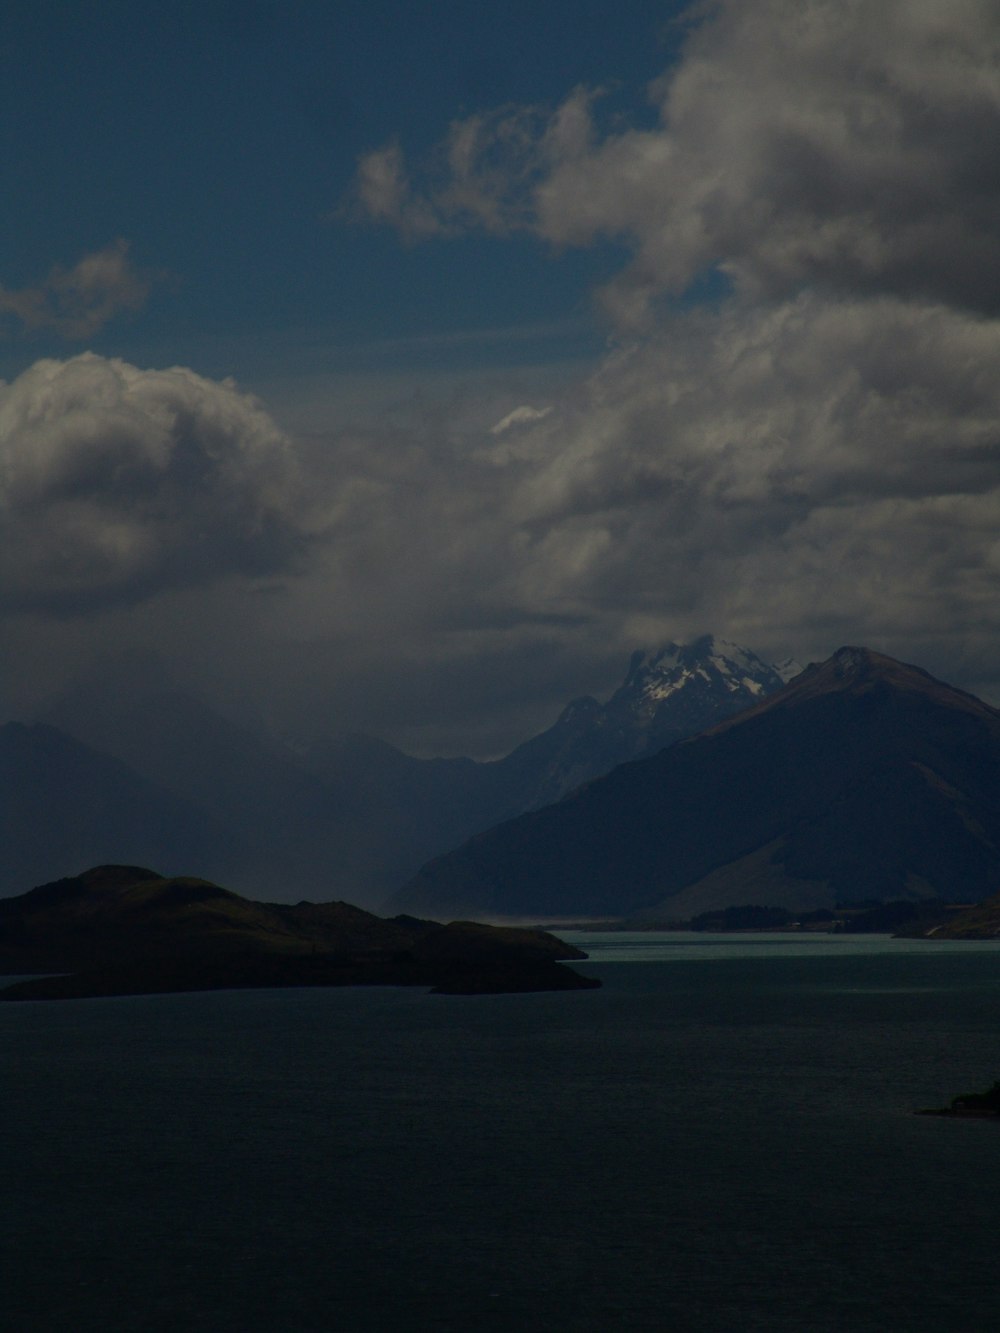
[{"left": 3, "top": 933, "right": 1000, "bottom": 1331}]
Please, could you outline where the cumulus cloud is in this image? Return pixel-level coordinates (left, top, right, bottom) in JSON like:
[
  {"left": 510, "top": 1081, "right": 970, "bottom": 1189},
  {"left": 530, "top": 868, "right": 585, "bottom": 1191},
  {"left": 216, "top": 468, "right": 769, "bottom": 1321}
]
[
  {"left": 0, "top": 354, "right": 306, "bottom": 614},
  {"left": 0, "top": 240, "right": 153, "bottom": 339},
  {"left": 355, "top": 0, "right": 1000, "bottom": 325},
  {"left": 496, "top": 294, "right": 1000, "bottom": 657},
  {"left": 511, "top": 300, "right": 1000, "bottom": 520}
]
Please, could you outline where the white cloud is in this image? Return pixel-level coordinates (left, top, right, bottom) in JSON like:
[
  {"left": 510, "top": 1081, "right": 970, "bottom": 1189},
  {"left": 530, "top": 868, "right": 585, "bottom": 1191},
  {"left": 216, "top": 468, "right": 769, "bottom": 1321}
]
[
  {"left": 0, "top": 240, "right": 153, "bottom": 339},
  {"left": 493, "top": 294, "right": 1000, "bottom": 651},
  {"left": 327, "top": 0, "right": 1000, "bottom": 747},
  {"left": 355, "top": 0, "right": 1000, "bottom": 326},
  {"left": 0, "top": 354, "right": 306, "bottom": 613},
  {"left": 490, "top": 404, "right": 553, "bottom": 435}
]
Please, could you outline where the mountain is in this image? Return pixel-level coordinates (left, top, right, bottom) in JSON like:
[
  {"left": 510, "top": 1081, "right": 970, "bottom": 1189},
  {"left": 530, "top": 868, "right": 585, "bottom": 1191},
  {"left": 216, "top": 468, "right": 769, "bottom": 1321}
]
[
  {"left": 0, "top": 722, "right": 222, "bottom": 895},
  {"left": 36, "top": 676, "right": 389, "bottom": 902},
  {"left": 304, "top": 634, "right": 797, "bottom": 895},
  {"left": 0, "top": 864, "right": 597, "bottom": 998},
  {"left": 495, "top": 635, "right": 799, "bottom": 810},
  {"left": 27, "top": 636, "right": 794, "bottom": 905},
  {"left": 389, "top": 647, "right": 1000, "bottom": 920}
]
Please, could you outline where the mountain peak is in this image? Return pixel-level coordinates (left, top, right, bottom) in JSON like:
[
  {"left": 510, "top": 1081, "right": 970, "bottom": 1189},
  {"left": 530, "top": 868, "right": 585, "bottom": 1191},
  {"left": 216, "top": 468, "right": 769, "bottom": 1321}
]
[
  {"left": 628, "top": 633, "right": 764, "bottom": 675},
  {"left": 393, "top": 646, "right": 1000, "bottom": 921},
  {"left": 823, "top": 645, "right": 906, "bottom": 681},
  {"left": 831, "top": 645, "right": 872, "bottom": 671},
  {"left": 556, "top": 696, "right": 603, "bottom": 724},
  {"left": 707, "top": 645, "right": 998, "bottom": 736},
  {"left": 809, "top": 645, "right": 948, "bottom": 692},
  {"left": 611, "top": 635, "right": 788, "bottom": 728}
]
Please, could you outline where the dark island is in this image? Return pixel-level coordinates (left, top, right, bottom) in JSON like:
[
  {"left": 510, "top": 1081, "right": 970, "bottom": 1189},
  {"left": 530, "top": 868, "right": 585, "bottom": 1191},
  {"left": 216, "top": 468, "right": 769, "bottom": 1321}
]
[
  {"left": 0, "top": 865, "right": 599, "bottom": 1000},
  {"left": 917, "top": 1081, "right": 1000, "bottom": 1118}
]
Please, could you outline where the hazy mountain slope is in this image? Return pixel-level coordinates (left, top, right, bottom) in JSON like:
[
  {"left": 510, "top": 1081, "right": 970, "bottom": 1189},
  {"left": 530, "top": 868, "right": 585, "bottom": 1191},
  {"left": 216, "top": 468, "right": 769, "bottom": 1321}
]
[
  {"left": 389, "top": 648, "right": 1000, "bottom": 920},
  {"left": 38, "top": 679, "right": 387, "bottom": 901},
  {"left": 0, "top": 723, "right": 221, "bottom": 895},
  {"left": 28, "top": 635, "right": 795, "bottom": 906},
  {"left": 306, "top": 635, "right": 798, "bottom": 892},
  {"left": 498, "top": 635, "right": 797, "bottom": 810},
  {"left": 301, "top": 731, "right": 515, "bottom": 888}
]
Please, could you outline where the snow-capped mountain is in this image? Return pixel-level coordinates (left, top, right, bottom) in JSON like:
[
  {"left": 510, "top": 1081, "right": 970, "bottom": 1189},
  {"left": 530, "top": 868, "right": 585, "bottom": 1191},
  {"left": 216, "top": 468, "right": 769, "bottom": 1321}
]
[
  {"left": 504, "top": 635, "right": 800, "bottom": 809},
  {"left": 606, "top": 635, "right": 798, "bottom": 741},
  {"left": 391, "top": 646, "right": 1000, "bottom": 921}
]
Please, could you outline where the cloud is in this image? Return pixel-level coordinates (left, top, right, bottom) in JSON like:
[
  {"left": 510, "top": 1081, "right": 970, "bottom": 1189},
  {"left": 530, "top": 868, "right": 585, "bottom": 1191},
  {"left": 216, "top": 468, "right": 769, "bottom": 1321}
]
[
  {"left": 352, "top": 86, "right": 602, "bottom": 240},
  {"left": 490, "top": 404, "right": 553, "bottom": 435},
  {"left": 329, "top": 0, "right": 1000, "bottom": 747},
  {"left": 354, "top": 0, "right": 1000, "bottom": 326},
  {"left": 0, "top": 354, "right": 307, "bottom": 614},
  {"left": 7, "top": 300, "right": 1000, "bottom": 751},
  {"left": 0, "top": 240, "right": 153, "bottom": 339},
  {"left": 281, "top": 290, "right": 1000, "bottom": 747},
  {"left": 492, "top": 293, "right": 1000, "bottom": 655},
  {"left": 7, "top": 3, "right": 1000, "bottom": 754}
]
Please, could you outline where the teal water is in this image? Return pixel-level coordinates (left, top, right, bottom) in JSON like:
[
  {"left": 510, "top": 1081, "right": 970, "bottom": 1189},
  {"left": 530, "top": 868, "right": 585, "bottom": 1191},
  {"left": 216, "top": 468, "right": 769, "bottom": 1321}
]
[{"left": 3, "top": 935, "right": 1000, "bottom": 1331}]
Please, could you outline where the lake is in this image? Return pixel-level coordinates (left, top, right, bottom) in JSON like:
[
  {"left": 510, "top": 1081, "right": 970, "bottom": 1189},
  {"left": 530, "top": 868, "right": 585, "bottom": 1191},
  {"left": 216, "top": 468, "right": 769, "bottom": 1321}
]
[{"left": 3, "top": 933, "right": 1000, "bottom": 1331}]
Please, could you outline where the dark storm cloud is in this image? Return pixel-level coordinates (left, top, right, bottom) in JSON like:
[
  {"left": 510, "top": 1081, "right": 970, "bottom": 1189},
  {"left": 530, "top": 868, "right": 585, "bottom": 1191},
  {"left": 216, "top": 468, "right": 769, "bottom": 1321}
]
[
  {"left": 0, "top": 354, "right": 307, "bottom": 614},
  {"left": 356, "top": 0, "right": 1000, "bottom": 325}
]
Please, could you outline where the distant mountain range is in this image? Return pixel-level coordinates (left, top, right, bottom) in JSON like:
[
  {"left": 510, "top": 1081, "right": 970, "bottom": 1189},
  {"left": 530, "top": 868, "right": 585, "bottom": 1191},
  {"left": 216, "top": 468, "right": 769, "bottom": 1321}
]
[
  {"left": 3, "top": 635, "right": 795, "bottom": 903},
  {"left": 390, "top": 647, "right": 1000, "bottom": 921}
]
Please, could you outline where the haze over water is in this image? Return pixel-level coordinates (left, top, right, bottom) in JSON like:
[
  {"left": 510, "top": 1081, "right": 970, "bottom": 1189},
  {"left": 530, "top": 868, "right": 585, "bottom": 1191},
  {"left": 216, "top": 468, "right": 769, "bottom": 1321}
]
[{"left": 4, "top": 935, "right": 1000, "bottom": 1331}]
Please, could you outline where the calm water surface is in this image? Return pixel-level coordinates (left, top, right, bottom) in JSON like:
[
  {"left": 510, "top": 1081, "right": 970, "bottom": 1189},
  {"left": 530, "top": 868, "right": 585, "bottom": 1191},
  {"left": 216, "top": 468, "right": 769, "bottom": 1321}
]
[{"left": 3, "top": 934, "right": 1000, "bottom": 1331}]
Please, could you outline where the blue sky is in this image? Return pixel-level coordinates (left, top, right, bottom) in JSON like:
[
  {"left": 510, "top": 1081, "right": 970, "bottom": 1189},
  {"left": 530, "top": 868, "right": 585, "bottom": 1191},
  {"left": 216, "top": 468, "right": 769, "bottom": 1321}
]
[
  {"left": 0, "top": 0, "right": 687, "bottom": 394},
  {"left": 4, "top": 2, "right": 1000, "bottom": 756}
]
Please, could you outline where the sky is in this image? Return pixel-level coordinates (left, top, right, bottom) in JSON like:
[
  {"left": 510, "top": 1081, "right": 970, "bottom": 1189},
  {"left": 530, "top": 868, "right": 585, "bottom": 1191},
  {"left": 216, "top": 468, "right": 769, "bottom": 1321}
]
[{"left": 3, "top": 0, "right": 1000, "bottom": 757}]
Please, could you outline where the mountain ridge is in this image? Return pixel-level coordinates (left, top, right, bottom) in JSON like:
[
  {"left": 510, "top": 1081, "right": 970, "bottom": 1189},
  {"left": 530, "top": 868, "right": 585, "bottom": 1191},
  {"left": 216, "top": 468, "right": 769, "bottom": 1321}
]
[
  {"left": 389, "top": 647, "right": 1000, "bottom": 920},
  {"left": 15, "top": 634, "right": 795, "bottom": 904}
]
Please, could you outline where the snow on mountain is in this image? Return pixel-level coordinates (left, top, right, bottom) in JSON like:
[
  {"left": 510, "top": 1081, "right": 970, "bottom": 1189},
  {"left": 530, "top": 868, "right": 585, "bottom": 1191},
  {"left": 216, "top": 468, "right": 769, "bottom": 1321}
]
[
  {"left": 601, "top": 634, "right": 790, "bottom": 744},
  {"left": 772, "top": 656, "right": 805, "bottom": 683},
  {"left": 18, "top": 634, "right": 798, "bottom": 908},
  {"left": 393, "top": 646, "right": 1000, "bottom": 922},
  {"left": 500, "top": 634, "right": 796, "bottom": 813}
]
